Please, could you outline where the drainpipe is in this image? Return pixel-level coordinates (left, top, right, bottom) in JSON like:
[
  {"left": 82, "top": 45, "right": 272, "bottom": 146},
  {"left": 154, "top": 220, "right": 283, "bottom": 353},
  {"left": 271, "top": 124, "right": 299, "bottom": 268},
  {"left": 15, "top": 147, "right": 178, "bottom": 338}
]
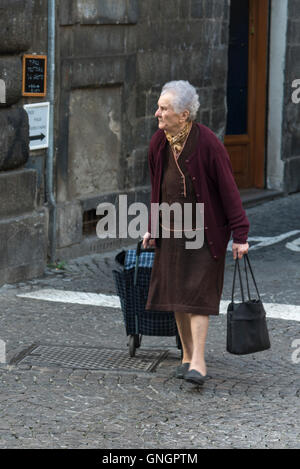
[{"left": 46, "top": 0, "right": 57, "bottom": 262}]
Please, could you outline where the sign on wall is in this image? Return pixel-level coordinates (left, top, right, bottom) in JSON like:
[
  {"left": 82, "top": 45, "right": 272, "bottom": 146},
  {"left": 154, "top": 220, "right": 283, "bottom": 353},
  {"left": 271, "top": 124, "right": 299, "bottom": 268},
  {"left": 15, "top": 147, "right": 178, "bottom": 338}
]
[
  {"left": 23, "top": 102, "right": 50, "bottom": 151},
  {"left": 22, "top": 54, "right": 47, "bottom": 97}
]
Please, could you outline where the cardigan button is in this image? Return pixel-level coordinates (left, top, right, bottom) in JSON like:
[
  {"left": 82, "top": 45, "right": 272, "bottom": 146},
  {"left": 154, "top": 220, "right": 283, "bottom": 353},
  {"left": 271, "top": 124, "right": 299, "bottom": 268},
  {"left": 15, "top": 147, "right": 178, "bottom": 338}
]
[
  {"left": 209, "top": 241, "right": 213, "bottom": 245},
  {"left": 185, "top": 160, "right": 189, "bottom": 163},
  {"left": 205, "top": 226, "right": 208, "bottom": 230}
]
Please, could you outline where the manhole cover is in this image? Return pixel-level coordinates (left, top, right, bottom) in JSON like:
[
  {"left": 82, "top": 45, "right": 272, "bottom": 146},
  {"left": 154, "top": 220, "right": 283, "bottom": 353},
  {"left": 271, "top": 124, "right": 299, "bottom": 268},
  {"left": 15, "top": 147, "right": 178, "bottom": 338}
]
[{"left": 10, "top": 344, "right": 168, "bottom": 373}]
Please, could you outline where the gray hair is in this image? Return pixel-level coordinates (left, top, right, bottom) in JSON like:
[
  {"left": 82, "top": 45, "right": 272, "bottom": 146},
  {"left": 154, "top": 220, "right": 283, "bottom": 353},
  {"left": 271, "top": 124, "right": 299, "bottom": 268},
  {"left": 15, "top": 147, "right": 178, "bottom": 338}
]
[{"left": 161, "top": 80, "right": 200, "bottom": 121}]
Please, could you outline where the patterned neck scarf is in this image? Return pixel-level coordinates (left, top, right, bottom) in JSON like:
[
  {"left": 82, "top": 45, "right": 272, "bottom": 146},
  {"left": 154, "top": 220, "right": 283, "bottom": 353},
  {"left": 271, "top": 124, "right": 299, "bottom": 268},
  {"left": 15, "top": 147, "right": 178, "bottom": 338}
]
[{"left": 165, "top": 122, "right": 192, "bottom": 156}]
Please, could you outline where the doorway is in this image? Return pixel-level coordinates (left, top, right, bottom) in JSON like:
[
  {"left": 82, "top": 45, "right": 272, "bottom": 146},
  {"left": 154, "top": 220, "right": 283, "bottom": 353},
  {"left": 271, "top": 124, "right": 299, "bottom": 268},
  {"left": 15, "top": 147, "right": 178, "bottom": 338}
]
[{"left": 225, "top": 0, "right": 270, "bottom": 189}]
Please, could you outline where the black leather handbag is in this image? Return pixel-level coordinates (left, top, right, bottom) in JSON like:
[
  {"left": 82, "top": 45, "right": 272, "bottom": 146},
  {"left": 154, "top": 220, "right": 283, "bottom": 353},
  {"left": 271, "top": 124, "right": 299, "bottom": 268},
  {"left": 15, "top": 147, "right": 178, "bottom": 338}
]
[{"left": 227, "top": 254, "right": 271, "bottom": 355}]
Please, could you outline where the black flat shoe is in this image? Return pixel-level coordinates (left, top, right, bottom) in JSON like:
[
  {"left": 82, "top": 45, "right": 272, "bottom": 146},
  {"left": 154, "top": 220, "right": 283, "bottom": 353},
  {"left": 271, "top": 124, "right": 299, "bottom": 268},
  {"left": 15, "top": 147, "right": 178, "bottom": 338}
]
[
  {"left": 184, "top": 369, "right": 207, "bottom": 385},
  {"left": 175, "top": 362, "right": 190, "bottom": 379}
]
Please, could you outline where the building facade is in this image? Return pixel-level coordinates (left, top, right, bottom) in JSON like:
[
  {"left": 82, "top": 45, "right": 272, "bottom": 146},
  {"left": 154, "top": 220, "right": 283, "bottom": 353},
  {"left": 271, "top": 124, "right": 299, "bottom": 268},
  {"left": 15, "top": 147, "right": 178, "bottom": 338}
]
[{"left": 0, "top": 0, "right": 299, "bottom": 284}]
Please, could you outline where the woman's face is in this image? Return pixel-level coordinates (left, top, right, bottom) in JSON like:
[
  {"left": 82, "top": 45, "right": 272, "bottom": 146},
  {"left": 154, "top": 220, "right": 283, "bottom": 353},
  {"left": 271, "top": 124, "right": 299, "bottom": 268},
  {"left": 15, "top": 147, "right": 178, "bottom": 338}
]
[{"left": 155, "top": 92, "right": 188, "bottom": 135}]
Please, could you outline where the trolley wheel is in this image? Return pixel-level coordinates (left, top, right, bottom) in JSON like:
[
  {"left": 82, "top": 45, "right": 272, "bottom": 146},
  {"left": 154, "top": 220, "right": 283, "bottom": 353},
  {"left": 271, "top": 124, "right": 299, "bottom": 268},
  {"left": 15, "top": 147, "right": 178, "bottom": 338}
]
[
  {"left": 129, "top": 334, "right": 142, "bottom": 356},
  {"left": 135, "top": 334, "right": 142, "bottom": 349},
  {"left": 129, "top": 335, "right": 136, "bottom": 357}
]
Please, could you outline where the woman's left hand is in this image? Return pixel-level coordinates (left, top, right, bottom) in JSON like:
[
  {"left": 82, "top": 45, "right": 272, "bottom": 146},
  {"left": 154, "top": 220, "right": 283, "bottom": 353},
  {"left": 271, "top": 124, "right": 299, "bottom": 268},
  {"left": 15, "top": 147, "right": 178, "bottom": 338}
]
[{"left": 232, "top": 242, "right": 249, "bottom": 260}]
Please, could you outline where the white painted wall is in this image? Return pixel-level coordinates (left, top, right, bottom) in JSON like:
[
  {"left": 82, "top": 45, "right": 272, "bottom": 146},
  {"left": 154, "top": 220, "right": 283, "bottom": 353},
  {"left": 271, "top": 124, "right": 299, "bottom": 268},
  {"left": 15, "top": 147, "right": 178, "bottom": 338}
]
[{"left": 267, "top": 0, "right": 289, "bottom": 191}]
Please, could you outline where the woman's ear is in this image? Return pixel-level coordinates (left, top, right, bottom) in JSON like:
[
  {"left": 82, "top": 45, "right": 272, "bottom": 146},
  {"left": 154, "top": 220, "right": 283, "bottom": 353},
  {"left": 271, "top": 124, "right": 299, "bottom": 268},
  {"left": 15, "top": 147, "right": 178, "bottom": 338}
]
[{"left": 180, "top": 110, "right": 190, "bottom": 123}]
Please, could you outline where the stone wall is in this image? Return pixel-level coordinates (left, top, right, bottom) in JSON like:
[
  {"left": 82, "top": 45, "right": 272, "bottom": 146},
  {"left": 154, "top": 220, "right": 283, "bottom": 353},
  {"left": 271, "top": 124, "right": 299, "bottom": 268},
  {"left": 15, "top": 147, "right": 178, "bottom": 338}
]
[
  {"left": 0, "top": 0, "right": 47, "bottom": 285},
  {"left": 282, "top": 0, "right": 300, "bottom": 193},
  {"left": 55, "top": 0, "right": 230, "bottom": 259},
  {"left": 0, "top": 0, "right": 233, "bottom": 271}
]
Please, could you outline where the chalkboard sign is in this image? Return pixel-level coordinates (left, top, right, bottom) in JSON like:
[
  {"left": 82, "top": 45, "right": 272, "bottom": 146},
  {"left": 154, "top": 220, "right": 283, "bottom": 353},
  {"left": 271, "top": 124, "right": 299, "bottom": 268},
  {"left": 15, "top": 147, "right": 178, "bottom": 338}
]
[{"left": 22, "top": 54, "right": 47, "bottom": 97}]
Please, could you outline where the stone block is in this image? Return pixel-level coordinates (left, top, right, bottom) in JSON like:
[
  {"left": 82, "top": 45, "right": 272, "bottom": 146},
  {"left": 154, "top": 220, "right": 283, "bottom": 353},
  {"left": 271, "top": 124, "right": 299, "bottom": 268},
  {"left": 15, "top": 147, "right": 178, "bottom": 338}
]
[
  {"left": 284, "top": 157, "right": 300, "bottom": 194},
  {"left": 286, "top": 46, "right": 300, "bottom": 82},
  {"left": 179, "top": 0, "right": 191, "bottom": 19},
  {"left": 214, "top": 0, "right": 226, "bottom": 19},
  {"left": 200, "top": 109, "right": 211, "bottom": 127},
  {"left": 0, "top": 209, "right": 47, "bottom": 285},
  {"left": 291, "top": 124, "right": 300, "bottom": 157},
  {"left": 198, "top": 87, "right": 212, "bottom": 109},
  {"left": 59, "top": 0, "right": 76, "bottom": 25},
  {"left": 221, "top": 20, "right": 230, "bottom": 45},
  {"left": 0, "top": 107, "right": 29, "bottom": 171},
  {"left": 146, "top": 90, "right": 160, "bottom": 117},
  {"left": 191, "top": 0, "right": 213, "bottom": 19},
  {"left": 76, "top": 0, "right": 138, "bottom": 25},
  {"left": 0, "top": 0, "right": 33, "bottom": 53},
  {"left": 61, "top": 56, "right": 126, "bottom": 89},
  {"left": 80, "top": 191, "right": 121, "bottom": 212},
  {"left": 138, "top": 0, "right": 161, "bottom": 21},
  {"left": 191, "top": 0, "right": 205, "bottom": 18},
  {"left": 136, "top": 20, "right": 164, "bottom": 51},
  {"left": 213, "top": 87, "right": 226, "bottom": 109},
  {"left": 57, "top": 201, "right": 83, "bottom": 248},
  {"left": 211, "top": 106, "right": 227, "bottom": 139},
  {"left": 286, "top": 19, "right": 300, "bottom": 46},
  {"left": 25, "top": 154, "right": 45, "bottom": 207},
  {"left": 0, "top": 169, "right": 37, "bottom": 217},
  {"left": 68, "top": 87, "right": 122, "bottom": 198},
  {"left": 73, "top": 25, "right": 126, "bottom": 56},
  {"left": 157, "top": 0, "right": 179, "bottom": 20},
  {"left": 288, "top": 0, "right": 300, "bottom": 19},
  {"left": 136, "top": 89, "right": 147, "bottom": 118},
  {"left": 125, "top": 148, "right": 149, "bottom": 188},
  {"left": 0, "top": 56, "right": 22, "bottom": 107},
  {"left": 137, "top": 51, "right": 172, "bottom": 88},
  {"left": 211, "top": 46, "right": 229, "bottom": 84}
]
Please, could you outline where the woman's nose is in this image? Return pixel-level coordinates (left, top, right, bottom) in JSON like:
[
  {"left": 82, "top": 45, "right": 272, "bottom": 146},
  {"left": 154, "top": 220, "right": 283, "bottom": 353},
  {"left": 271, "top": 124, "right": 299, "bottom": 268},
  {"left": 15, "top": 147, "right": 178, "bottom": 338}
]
[{"left": 155, "top": 108, "right": 161, "bottom": 118}]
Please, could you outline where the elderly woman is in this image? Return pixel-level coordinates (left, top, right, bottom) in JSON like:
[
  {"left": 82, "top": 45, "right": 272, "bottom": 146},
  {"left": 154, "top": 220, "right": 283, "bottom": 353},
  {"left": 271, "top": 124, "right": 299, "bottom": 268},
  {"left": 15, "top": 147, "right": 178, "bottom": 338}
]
[{"left": 143, "top": 80, "right": 250, "bottom": 386}]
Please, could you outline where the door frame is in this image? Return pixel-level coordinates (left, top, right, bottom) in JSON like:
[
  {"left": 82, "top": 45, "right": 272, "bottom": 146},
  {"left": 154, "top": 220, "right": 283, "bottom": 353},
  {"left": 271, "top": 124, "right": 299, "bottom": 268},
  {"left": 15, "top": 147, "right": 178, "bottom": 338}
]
[{"left": 225, "top": 0, "right": 270, "bottom": 189}]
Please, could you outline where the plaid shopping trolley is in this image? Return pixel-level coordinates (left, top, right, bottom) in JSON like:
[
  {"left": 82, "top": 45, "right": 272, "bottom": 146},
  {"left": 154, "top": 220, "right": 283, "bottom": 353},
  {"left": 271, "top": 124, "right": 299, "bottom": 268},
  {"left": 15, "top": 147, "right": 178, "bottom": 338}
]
[{"left": 113, "top": 240, "right": 182, "bottom": 357}]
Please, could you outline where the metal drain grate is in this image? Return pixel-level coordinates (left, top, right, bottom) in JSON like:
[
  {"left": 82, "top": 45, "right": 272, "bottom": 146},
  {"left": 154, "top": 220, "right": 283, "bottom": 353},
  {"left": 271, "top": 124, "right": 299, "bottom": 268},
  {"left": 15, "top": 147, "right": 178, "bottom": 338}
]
[{"left": 10, "top": 344, "right": 168, "bottom": 373}]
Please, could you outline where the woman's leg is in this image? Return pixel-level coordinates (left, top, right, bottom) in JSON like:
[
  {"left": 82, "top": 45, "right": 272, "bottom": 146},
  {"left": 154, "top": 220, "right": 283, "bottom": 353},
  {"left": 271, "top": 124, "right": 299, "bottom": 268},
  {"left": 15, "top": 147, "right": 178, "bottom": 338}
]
[
  {"left": 175, "top": 312, "right": 193, "bottom": 363},
  {"left": 189, "top": 314, "right": 209, "bottom": 376}
]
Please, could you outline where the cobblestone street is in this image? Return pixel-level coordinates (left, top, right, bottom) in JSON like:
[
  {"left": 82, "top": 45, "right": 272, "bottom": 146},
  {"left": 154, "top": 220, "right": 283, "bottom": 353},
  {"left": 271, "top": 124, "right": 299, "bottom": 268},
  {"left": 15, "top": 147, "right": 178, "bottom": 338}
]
[{"left": 0, "top": 194, "right": 300, "bottom": 449}]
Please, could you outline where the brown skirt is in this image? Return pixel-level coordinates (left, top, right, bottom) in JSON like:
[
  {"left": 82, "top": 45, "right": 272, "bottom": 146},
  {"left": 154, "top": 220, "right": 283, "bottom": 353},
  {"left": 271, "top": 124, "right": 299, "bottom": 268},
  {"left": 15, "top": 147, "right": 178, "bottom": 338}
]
[{"left": 145, "top": 235, "right": 226, "bottom": 316}]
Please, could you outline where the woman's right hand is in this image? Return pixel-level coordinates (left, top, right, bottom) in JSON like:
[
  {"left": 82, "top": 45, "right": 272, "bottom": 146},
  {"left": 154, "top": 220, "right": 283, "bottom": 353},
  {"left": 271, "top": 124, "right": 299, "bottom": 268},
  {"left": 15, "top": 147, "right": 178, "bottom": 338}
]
[{"left": 142, "top": 232, "right": 155, "bottom": 249}]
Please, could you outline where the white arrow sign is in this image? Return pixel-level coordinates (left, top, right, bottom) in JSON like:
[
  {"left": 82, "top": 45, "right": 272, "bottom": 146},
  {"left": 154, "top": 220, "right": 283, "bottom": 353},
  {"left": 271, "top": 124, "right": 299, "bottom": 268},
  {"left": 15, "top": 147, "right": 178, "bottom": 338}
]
[{"left": 24, "top": 102, "right": 49, "bottom": 150}]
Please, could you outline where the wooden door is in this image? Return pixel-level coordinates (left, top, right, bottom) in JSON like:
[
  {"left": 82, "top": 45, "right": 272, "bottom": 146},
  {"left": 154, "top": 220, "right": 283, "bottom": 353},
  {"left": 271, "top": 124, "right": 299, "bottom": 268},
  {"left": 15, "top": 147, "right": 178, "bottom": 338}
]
[{"left": 224, "top": 0, "right": 269, "bottom": 189}]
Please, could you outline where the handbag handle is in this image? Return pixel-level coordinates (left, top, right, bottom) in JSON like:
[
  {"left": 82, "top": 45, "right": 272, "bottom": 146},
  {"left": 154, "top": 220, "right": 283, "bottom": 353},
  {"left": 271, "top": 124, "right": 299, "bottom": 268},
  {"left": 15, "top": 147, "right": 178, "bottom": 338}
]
[
  {"left": 232, "top": 255, "right": 245, "bottom": 303},
  {"left": 231, "top": 254, "right": 261, "bottom": 303},
  {"left": 244, "top": 254, "right": 261, "bottom": 301}
]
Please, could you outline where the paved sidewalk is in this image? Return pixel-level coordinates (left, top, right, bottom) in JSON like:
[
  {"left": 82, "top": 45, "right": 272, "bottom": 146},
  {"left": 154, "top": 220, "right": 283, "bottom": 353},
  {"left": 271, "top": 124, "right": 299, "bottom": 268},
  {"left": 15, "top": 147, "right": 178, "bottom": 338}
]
[{"left": 0, "top": 194, "right": 300, "bottom": 449}]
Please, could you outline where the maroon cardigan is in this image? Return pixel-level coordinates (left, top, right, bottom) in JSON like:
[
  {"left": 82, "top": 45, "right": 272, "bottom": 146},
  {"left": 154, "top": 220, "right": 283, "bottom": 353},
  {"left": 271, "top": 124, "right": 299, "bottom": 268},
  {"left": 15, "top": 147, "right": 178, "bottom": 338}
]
[{"left": 147, "top": 123, "right": 250, "bottom": 260}]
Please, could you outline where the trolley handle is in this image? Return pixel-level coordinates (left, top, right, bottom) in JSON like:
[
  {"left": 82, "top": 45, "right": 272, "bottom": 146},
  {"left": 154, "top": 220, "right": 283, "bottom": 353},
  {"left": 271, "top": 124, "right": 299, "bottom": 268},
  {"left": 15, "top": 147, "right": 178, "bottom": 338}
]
[
  {"left": 134, "top": 239, "right": 155, "bottom": 286},
  {"left": 136, "top": 239, "right": 155, "bottom": 255}
]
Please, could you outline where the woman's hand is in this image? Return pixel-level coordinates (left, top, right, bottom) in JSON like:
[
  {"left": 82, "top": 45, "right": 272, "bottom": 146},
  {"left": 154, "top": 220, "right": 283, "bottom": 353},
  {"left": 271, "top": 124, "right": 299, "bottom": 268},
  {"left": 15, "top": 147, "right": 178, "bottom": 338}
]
[
  {"left": 142, "top": 232, "right": 156, "bottom": 249},
  {"left": 232, "top": 242, "right": 249, "bottom": 260}
]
